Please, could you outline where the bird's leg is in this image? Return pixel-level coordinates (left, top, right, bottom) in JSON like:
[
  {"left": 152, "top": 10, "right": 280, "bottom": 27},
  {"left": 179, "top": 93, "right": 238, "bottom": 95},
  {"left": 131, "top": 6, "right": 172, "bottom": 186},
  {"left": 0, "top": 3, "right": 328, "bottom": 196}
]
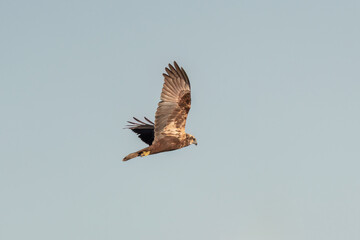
[{"left": 140, "top": 151, "right": 151, "bottom": 157}]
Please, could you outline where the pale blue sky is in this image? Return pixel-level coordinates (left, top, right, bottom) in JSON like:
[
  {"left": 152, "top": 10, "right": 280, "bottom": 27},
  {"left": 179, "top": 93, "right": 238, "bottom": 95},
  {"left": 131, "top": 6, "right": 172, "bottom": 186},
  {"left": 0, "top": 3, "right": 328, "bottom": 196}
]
[{"left": 1, "top": 0, "right": 360, "bottom": 239}]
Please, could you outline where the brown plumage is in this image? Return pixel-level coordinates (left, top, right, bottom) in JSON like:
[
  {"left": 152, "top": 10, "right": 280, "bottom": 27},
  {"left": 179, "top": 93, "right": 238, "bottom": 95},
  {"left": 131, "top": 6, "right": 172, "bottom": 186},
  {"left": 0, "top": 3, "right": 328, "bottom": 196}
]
[{"left": 123, "top": 61, "right": 197, "bottom": 161}]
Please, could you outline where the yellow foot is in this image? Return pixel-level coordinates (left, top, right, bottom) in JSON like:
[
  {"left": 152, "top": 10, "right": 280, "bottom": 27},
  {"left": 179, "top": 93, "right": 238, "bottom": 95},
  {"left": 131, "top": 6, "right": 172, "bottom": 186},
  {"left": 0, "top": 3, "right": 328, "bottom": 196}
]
[{"left": 140, "top": 151, "right": 150, "bottom": 157}]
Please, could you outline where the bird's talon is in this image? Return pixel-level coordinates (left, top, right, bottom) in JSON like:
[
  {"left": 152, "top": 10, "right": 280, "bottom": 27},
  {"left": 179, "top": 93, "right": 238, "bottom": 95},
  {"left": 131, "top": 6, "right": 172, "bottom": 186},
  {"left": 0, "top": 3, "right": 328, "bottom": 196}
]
[{"left": 140, "top": 151, "right": 151, "bottom": 157}]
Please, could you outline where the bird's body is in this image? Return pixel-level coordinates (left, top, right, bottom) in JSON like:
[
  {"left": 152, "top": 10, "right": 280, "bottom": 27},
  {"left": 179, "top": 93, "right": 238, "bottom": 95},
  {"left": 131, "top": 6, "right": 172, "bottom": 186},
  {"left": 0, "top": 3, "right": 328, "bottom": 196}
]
[{"left": 123, "top": 62, "right": 197, "bottom": 161}]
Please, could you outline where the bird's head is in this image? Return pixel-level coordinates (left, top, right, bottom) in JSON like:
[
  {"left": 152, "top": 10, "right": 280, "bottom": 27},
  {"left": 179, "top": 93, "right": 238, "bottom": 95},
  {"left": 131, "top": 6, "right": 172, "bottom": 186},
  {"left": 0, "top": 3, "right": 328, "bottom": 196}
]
[{"left": 186, "top": 134, "right": 198, "bottom": 146}]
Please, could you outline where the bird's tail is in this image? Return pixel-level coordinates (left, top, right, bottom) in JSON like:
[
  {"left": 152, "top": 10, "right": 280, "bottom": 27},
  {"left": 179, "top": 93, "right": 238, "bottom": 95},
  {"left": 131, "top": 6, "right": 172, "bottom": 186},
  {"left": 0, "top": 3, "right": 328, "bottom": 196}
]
[
  {"left": 123, "top": 147, "right": 151, "bottom": 162},
  {"left": 123, "top": 152, "right": 139, "bottom": 161}
]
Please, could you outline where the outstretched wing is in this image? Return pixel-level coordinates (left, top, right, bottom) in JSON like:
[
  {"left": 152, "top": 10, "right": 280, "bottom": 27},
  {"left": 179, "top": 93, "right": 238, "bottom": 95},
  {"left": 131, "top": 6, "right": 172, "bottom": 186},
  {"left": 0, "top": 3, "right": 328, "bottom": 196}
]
[
  {"left": 154, "top": 61, "right": 191, "bottom": 142},
  {"left": 126, "top": 117, "right": 154, "bottom": 145}
]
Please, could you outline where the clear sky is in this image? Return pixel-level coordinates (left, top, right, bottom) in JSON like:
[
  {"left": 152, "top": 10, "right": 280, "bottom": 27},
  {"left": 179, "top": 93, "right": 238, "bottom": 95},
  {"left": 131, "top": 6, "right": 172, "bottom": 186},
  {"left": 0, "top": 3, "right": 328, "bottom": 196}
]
[{"left": 1, "top": 0, "right": 359, "bottom": 239}]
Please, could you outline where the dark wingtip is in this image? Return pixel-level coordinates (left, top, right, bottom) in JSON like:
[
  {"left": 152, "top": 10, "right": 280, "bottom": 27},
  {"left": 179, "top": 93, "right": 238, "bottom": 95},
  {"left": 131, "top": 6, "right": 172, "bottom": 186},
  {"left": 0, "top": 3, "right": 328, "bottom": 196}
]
[
  {"left": 144, "top": 117, "right": 154, "bottom": 125},
  {"left": 165, "top": 61, "right": 190, "bottom": 89}
]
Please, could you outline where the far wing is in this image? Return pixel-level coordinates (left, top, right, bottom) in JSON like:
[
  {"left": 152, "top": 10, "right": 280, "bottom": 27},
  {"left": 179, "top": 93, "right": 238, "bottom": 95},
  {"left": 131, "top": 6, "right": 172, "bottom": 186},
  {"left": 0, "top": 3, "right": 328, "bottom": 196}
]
[
  {"left": 154, "top": 62, "right": 191, "bottom": 142},
  {"left": 126, "top": 117, "right": 154, "bottom": 145}
]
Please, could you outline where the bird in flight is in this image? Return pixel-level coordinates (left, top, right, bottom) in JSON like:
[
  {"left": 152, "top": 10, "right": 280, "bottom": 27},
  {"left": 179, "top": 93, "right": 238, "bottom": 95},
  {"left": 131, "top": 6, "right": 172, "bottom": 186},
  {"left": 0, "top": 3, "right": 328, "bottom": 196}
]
[{"left": 123, "top": 61, "right": 197, "bottom": 161}]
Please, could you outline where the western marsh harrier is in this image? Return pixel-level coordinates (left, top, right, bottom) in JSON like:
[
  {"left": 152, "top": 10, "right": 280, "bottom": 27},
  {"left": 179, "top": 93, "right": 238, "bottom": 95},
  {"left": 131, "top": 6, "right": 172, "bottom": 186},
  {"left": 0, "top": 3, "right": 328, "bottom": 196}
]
[{"left": 123, "top": 61, "right": 197, "bottom": 161}]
